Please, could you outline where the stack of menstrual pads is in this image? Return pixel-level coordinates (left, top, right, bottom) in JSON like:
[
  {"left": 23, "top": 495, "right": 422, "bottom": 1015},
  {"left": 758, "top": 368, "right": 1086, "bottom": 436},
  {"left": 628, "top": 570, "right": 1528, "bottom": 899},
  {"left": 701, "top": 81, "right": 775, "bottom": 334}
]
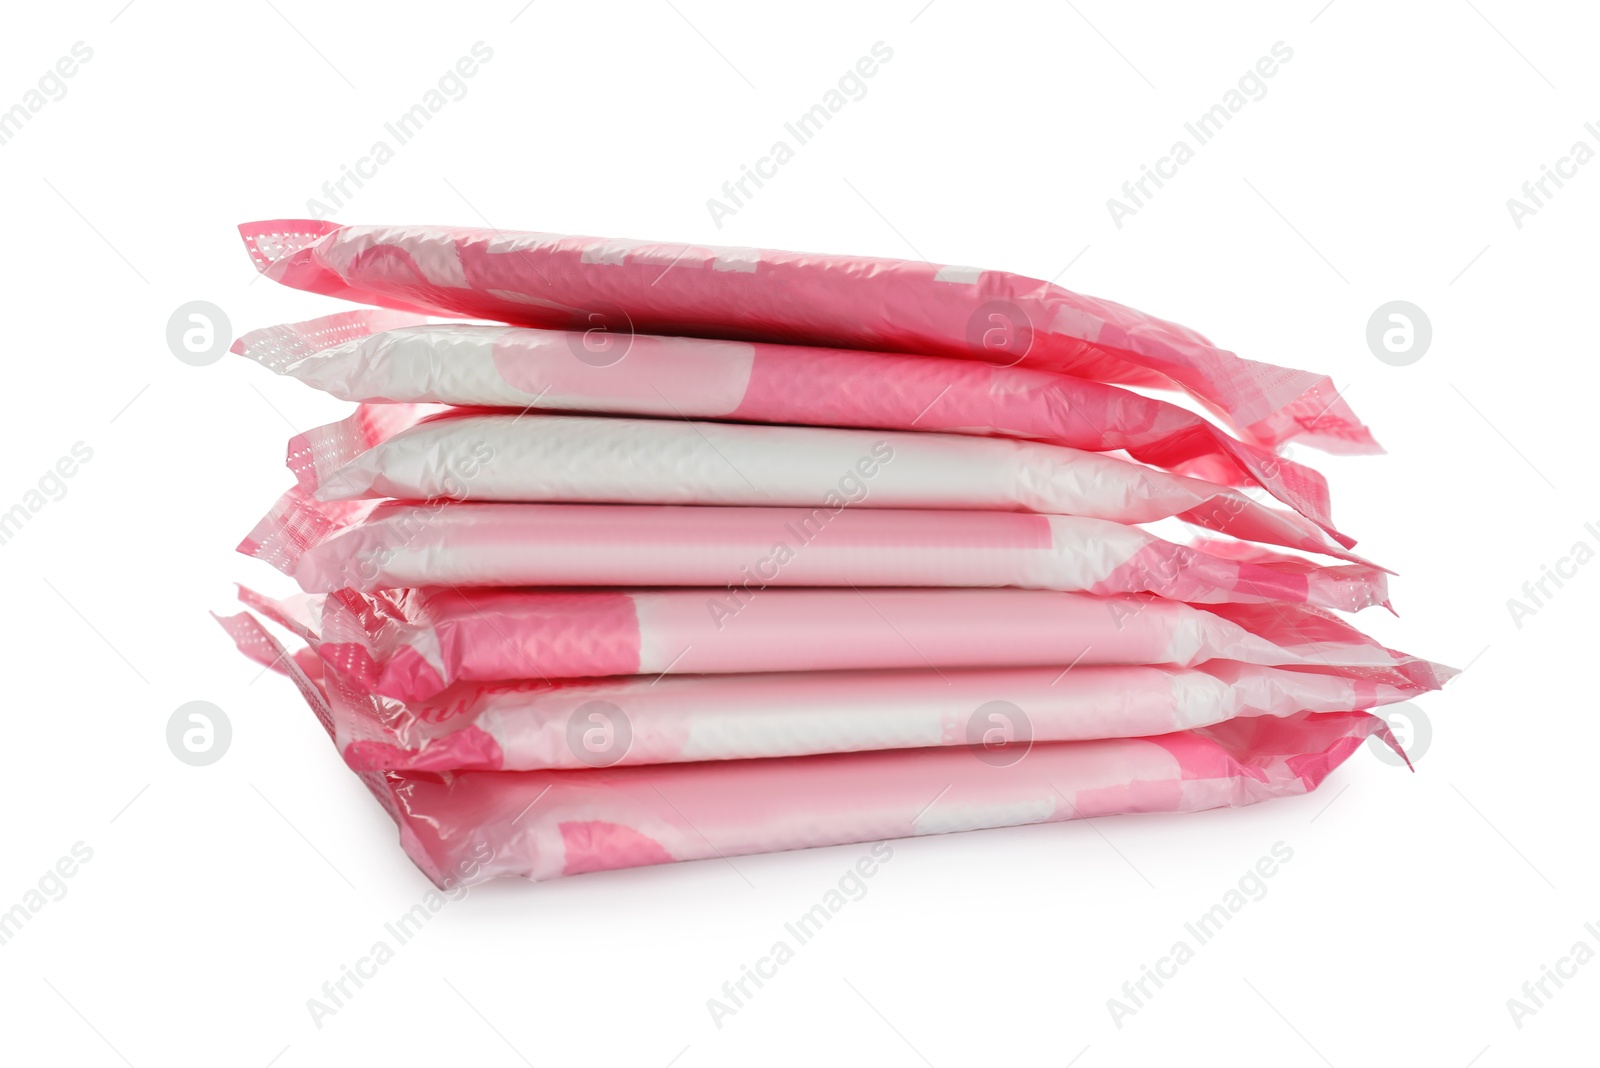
[{"left": 219, "top": 220, "right": 1449, "bottom": 888}]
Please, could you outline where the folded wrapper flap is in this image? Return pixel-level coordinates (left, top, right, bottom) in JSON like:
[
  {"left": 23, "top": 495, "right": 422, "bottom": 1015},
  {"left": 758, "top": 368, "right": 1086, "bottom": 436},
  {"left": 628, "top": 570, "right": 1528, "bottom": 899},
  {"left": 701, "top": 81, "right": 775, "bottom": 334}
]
[{"left": 228, "top": 308, "right": 430, "bottom": 368}]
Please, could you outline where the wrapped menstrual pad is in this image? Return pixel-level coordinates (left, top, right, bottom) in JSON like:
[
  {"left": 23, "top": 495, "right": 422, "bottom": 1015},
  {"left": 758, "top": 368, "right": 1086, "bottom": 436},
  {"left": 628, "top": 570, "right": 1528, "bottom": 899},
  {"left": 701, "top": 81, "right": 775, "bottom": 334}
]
[
  {"left": 235, "top": 311, "right": 1349, "bottom": 537},
  {"left": 222, "top": 611, "right": 1404, "bottom": 887},
  {"left": 224, "top": 219, "right": 1443, "bottom": 887},
  {"left": 239, "top": 585, "right": 1448, "bottom": 704},
  {"left": 237, "top": 221, "right": 1378, "bottom": 455},
  {"left": 241, "top": 492, "right": 1390, "bottom": 610},
  {"left": 286, "top": 405, "right": 1366, "bottom": 563}
]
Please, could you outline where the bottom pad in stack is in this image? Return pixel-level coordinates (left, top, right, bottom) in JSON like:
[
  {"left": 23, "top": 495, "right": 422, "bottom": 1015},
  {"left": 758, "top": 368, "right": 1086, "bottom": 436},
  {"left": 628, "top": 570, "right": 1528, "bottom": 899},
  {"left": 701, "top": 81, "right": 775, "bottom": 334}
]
[{"left": 220, "top": 219, "right": 1450, "bottom": 888}]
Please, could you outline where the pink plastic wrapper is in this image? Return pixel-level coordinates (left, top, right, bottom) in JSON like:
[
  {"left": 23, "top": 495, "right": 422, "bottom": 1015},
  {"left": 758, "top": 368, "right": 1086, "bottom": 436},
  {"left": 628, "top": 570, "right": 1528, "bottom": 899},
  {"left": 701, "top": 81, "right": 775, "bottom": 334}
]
[
  {"left": 234, "top": 311, "right": 1347, "bottom": 539},
  {"left": 240, "top": 490, "right": 1390, "bottom": 610},
  {"left": 220, "top": 611, "right": 1401, "bottom": 886},
  {"left": 238, "top": 222, "right": 1379, "bottom": 456},
  {"left": 239, "top": 585, "right": 1450, "bottom": 704},
  {"left": 279, "top": 642, "right": 1427, "bottom": 772},
  {"left": 289, "top": 405, "right": 1370, "bottom": 564}
]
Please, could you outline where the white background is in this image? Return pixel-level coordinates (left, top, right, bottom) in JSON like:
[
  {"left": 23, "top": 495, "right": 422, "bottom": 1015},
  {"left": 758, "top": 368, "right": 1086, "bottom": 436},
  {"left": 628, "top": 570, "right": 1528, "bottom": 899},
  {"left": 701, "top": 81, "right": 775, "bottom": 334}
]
[{"left": 0, "top": 1, "right": 1594, "bottom": 1064}]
